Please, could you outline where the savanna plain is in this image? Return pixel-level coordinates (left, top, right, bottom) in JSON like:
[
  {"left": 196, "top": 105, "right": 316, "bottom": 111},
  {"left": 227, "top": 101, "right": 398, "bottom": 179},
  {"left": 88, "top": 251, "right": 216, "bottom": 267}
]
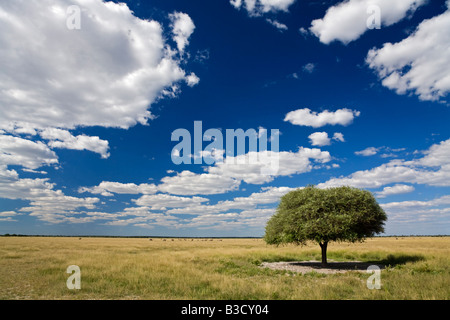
[{"left": 0, "top": 236, "right": 448, "bottom": 300}]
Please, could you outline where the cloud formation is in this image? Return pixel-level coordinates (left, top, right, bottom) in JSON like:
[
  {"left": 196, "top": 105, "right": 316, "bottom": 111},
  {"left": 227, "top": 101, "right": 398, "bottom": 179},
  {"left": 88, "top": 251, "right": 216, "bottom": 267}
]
[
  {"left": 310, "top": 0, "right": 426, "bottom": 44},
  {"left": 366, "top": 3, "right": 450, "bottom": 101},
  {"left": 169, "top": 12, "right": 196, "bottom": 54},
  {"left": 284, "top": 108, "right": 360, "bottom": 128},
  {"left": 0, "top": 0, "right": 199, "bottom": 225},
  {"left": 79, "top": 181, "right": 158, "bottom": 197},
  {"left": 308, "top": 132, "right": 345, "bottom": 146},
  {"left": 375, "top": 184, "right": 415, "bottom": 198},
  {"left": 207, "top": 148, "right": 331, "bottom": 184},
  {"left": 308, "top": 132, "right": 331, "bottom": 147},
  {"left": 133, "top": 194, "right": 209, "bottom": 210},
  {"left": 0, "top": 0, "right": 197, "bottom": 131},
  {"left": 230, "top": 0, "right": 296, "bottom": 16},
  {"left": 158, "top": 171, "right": 240, "bottom": 195},
  {"left": 318, "top": 138, "right": 450, "bottom": 189},
  {"left": 40, "top": 128, "right": 110, "bottom": 159},
  {"left": 80, "top": 148, "right": 331, "bottom": 196},
  {"left": 0, "top": 164, "right": 100, "bottom": 224},
  {"left": 355, "top": 147, "right": 379, "bottom": 156},
  {"left": 265, "top": 18, "right": 288, "bottom": 31},
  {"left": 381, "top": 195, "right": 450, "bottom": 234},
  {"left": 0, "top": 134, "right": 58, "bottom": 170}
]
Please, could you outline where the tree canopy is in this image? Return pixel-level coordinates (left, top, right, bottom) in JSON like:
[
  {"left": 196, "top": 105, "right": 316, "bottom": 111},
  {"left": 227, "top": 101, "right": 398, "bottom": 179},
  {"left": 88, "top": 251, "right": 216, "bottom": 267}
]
[{"left": 264, "top": 186, "right": 387, "bottom": 264}]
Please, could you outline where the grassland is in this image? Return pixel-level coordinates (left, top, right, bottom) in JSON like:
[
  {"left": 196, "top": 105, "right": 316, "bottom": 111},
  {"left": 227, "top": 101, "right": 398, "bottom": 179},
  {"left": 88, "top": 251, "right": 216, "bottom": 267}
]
[{"left": 0, "top": 236, "right": 448, "bottom": 300}]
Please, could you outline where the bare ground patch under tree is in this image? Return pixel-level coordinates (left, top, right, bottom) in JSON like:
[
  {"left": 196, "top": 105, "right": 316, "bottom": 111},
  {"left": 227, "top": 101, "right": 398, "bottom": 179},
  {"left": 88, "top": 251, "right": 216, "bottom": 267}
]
[{"left": 260, "top": 260, "right": 385, "bottom": 274}]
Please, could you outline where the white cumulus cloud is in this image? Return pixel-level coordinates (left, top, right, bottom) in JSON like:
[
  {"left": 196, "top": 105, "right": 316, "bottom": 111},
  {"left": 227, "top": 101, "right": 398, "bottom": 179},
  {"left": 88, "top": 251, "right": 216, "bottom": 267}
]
[
  {"left": 310, "top": 0, "right": 426, "bottom": 45},
  {"left": 207, "top": 148, "right": 331, "bottom": 184},
  {"left": 158, "top": 171, "right": 240, "bottom": 195},
  {"left": 284, "top": 108, "right": 360, "bottom": 128},
  {"left": 185, "top": 73, "right": 200, "bottom": 87},
  {"left": 169, "top": 11, "right": 196, "bottom": 54},
  {"left": 380, "top": 194, "right": 450, "bottom": 234},
  {"left": 366, "top": 3, "right": 450, "bottom": 101},
  {"left": 0, "top": 0, "right": 197, "bottom": 131},
  {"left": 308, "top": 132, "right": 344, "bottom": 147},
  {"left": 133, "top": 194, "right": 209, "bottom": 210},
  {"left": 40, "top": 128, "right": 110, "bottom": 159},
  {"left": 0, "top": 134, "right": 58, "bottom": 170},
  {"left": 302, "top": 63, "right": 316, "bottom": 73},
  {"left": 355, "top": 147, "right": 380, "bottom": 156},
  {"left": 0, "top": 164, "right": 100, "bottom": 224},
  {"left": 79, "top": 181, "right": 158, "bottom": 197},
  {"left": 230, "top": 0, "right": 296, "bottom": 16},
  {"left": 375, "top": 184, "right": 415, "bottom": 198},
  {"left": 332, "top": 132, "right": 345, "bottom": 142},
  {"left": 318, "top": 138, "right": 450, "bottom": 189},
  {"left": 309, "top": 132, "right": 331, "bottom": 147},
  {"left": 265, "top": 19, "right": 288, "bottom": 31}
]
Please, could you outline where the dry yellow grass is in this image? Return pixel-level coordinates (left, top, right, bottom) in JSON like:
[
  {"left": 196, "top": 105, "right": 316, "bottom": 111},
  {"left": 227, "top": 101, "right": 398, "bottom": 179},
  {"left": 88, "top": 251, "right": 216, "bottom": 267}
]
[{"left": 0, "top": 236, "right": 448, "bottom": 300}]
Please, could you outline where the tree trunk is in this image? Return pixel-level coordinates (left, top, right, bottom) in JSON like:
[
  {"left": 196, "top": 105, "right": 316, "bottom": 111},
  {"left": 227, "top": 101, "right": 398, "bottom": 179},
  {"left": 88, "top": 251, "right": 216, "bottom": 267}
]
[{"left": 319, "top": 241, "right": 328, "bottom": 266}]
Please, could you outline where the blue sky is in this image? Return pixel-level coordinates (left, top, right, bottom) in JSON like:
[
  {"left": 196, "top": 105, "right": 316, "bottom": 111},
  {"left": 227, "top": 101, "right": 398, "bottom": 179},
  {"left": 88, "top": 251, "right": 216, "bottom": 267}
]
[{"left": 0, "top": 0, "right": 449, "bottom": 236}]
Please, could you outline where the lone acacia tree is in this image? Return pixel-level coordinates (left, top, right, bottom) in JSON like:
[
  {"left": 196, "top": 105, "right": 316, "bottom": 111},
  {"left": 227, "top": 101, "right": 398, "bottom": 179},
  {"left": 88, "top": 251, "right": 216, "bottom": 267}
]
[{"left": 264, "top": 186, "right": 387, "bottom": 265}]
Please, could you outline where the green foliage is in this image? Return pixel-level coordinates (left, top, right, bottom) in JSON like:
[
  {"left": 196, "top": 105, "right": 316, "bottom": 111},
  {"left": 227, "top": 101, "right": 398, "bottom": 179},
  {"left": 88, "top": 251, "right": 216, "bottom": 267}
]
[{"left": 264, "top": 186, "right": 387, "bottom": 246}]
